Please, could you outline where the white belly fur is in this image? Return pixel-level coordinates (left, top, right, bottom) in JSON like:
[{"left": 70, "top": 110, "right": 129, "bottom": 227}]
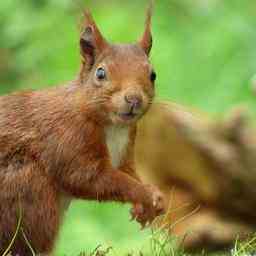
[{"left": 105, "top": 125, "right": 130, "bottom": 169}]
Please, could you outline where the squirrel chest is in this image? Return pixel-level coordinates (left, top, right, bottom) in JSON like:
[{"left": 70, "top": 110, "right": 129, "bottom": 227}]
[
  {"left": 59, "top": 125, "right": 130, "bottom": 214},
  {"left": 105, "top": 126, "right": 130, "bottom": 169}
]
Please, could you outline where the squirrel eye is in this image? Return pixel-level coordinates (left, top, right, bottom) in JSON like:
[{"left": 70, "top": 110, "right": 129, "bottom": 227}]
[
  {"left": 95, "top": 67, "right": 106, "bottom": 80},
  {"left": 150, "top": 71, "right": 156, "bottom": 82}
]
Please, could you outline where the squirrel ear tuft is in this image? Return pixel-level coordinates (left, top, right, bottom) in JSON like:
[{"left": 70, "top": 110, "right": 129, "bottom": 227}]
[
  {"left": 80, "top": 10, "right": 108, "bottom": 68},
  {"left": 139, "top": 1, "right": 154, "bottom": 56}
]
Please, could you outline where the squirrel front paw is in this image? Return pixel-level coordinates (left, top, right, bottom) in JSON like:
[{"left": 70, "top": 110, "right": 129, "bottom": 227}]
[{"left": 130, "top": 185, "right": 165, "bottom": 228}]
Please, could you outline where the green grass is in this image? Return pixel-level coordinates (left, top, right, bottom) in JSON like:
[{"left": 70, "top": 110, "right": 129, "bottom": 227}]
[
  {"left": 1, "top": 0, "right": 256, "bottom": 255},
  {"left": 55, "top": 202, "right": 152, "bottom": 256}
]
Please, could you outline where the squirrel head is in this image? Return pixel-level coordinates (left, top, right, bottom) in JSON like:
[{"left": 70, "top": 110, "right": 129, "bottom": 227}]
[{"left": 78, "top": 3, "right": 156, "bottom": 125}]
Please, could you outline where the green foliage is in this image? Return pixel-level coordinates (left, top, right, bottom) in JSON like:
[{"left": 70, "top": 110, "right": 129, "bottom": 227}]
[
  {"left": 1, "top": 0, "right": 256, "bottom": 114},
  {"left": 1, "top": 0, "right": 256, "bottom": 255}
]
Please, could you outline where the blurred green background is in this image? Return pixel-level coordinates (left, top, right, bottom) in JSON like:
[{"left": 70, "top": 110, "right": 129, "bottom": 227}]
[{"left": 0, "top": 0, "right": 256, "bottom": 255}]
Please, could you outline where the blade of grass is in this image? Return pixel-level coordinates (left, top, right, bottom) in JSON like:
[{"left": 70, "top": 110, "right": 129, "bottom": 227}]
[{"left": 2, "top": 202, "right": 23, "bottom": 256}]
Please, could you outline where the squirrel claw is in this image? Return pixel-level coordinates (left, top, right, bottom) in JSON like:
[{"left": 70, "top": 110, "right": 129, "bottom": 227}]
[
  {"left": 130, "top": 216, "right": 135, "bottom": 221},
  {"left": 140, "top": 221, "right": 147, "bottom": 230}
]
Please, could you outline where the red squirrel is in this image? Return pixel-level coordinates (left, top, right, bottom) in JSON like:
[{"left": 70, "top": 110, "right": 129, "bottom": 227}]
[{"left": 0, "top": 5, "right": 165, "bottom": 256}]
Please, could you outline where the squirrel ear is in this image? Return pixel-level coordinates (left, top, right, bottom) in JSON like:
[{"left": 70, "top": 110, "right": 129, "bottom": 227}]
[
  {"left": 139, "top": 1, "right": 153, "bottom": 56},
  {"left": 80, "top": 10, "right": 108, "bottom": 68}
]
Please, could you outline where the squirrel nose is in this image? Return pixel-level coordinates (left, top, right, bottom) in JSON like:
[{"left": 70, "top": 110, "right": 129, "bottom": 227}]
[{"left": 125, "top": 94, "right": 142, "bottom": 109}]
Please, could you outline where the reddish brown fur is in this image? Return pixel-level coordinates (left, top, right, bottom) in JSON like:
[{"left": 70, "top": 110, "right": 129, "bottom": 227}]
[{"left": 0, "top": 6, "right": 164, "bottom": 255}]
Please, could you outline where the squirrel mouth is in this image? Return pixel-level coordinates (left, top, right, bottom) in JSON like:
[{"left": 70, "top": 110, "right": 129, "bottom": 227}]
[{"left": 118, "top": 111, "right": 138, "bottom": 121}]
